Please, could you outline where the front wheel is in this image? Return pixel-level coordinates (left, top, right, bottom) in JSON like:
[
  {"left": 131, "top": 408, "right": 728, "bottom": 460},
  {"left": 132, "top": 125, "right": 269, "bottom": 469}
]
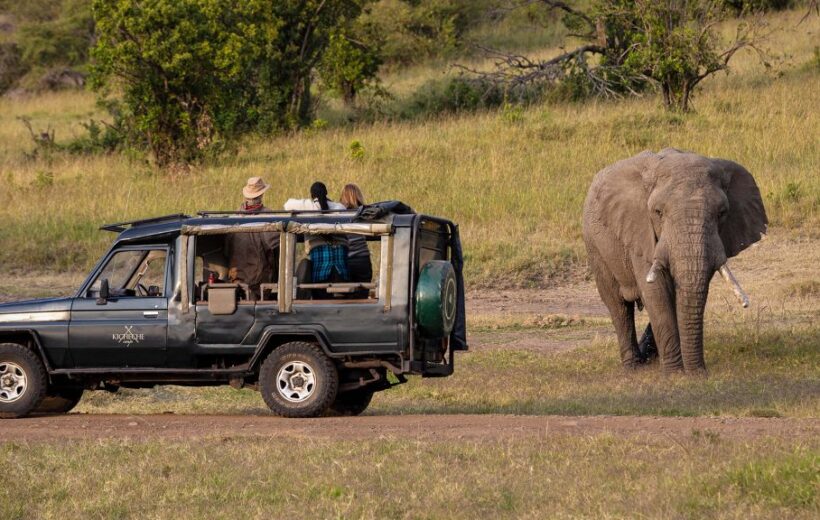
[
  {"left": 259, "top": 342, "right": 338, "bottom": 418},
  {"left": 0, "top": 343, "right": 47, "bottom": 419}
]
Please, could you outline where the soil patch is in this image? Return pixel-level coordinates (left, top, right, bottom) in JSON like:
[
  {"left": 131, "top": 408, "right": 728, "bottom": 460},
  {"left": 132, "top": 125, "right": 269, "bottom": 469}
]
[{"left": 3, "top": 414, "right": 817, "bottom": 443}]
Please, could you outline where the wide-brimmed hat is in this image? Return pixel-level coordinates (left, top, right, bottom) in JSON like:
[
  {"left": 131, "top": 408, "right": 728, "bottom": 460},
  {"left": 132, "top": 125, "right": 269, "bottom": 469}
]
[{"left": 242, "top": 176, "right": 270, "bottom": 198}]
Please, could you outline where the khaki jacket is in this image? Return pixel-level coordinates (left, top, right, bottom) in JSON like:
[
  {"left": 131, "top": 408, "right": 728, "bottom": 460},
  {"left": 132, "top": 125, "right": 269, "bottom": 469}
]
[{"left": 225, "top": 205, "right": 280, "bottom": 288}]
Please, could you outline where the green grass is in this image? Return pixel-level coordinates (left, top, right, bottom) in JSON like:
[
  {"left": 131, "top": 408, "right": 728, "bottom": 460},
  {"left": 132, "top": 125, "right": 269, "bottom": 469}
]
[
  {"left": 0, "top": 10, "right": 818, "bottom": 287},
  {"left": 1, "top": 435, "right": 816, "bottom": 519},
  {"left": 76, "top": 322, "right": 820, "bottom": 418}
]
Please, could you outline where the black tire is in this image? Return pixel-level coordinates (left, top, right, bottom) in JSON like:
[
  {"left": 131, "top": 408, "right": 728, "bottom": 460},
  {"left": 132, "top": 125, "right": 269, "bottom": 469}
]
[
  {"left": 259, "top": 342, "right": 338, "bottom": 418},
  {"left": 34, "top": 385, "right": 84, "bottom": 414},
  {"left": 327, "top": 389, "right": 374, "bottom": 416},
  {"left": 0, "top": 343, "right": 47, "bottom": 419}
]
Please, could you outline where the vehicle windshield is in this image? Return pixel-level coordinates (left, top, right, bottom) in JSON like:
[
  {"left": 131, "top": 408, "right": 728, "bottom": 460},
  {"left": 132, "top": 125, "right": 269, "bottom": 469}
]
[{"left": 88, "top": 249, "right": 167, "bottom": 297}]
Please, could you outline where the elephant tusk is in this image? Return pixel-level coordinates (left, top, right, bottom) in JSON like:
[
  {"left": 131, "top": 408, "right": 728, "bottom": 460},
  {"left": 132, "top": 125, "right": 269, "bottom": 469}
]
[
  {"left": 646, "top": 260, "right": 662, "bottom": 283},
  {"left": 718, "top": 264, "right": 750, "bottom": 308}
]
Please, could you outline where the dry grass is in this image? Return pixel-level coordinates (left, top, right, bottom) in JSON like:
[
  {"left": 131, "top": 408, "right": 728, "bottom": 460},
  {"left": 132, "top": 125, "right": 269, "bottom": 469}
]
[
  {"left": 74, "top": 317, "right": 820, "bottom": 418},
  {"left": 1, "top": 435, "right": 816, "bottom": 519},
  {"left": 0, "top": 10, "right": 817, "bottom": 286}
]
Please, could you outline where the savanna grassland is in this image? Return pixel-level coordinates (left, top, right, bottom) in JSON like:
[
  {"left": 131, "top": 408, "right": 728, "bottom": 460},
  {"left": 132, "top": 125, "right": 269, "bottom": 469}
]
[
  {"left": 0, "top": 7, "right": 819, "bottom": 520},
  {"left": 0, "top": 11, "right": 818, "bottom": 286}
]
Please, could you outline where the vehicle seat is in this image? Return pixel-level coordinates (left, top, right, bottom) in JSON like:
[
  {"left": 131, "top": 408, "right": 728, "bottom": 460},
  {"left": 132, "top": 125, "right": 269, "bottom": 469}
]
[{"left": 295, "top": 257, "right": 312, "bottom": 300}]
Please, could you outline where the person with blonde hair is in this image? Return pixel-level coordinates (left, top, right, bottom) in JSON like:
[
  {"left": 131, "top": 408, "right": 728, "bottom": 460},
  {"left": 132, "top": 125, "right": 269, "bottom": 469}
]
[{"left": 340, "top": 184, "right": 372, "bottom": 290}]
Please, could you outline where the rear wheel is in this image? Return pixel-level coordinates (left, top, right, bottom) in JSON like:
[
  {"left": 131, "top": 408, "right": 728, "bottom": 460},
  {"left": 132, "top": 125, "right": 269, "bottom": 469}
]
[
  {"left": 328, "top": 389, "right": 374, "bottom": 416},
  {"left": 259, "top": 342, "right": 338, "bottom": 418},
  {"left": 35, "top": 385, "right": 84, "bottom": 414},
  {"left": 0, "top": 343, "right": 47, "bottom": 419}
]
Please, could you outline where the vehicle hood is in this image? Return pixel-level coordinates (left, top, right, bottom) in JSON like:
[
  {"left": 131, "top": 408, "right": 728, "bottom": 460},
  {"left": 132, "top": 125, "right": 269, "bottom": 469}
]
[{"left": 0, "top": 297, "right": 72, "bottom": 322}]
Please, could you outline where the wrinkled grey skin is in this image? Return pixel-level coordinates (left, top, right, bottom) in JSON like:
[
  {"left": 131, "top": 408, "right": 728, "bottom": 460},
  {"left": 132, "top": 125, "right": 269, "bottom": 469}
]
[{"left": 583, "top": 149, "right": 768, "bottom": 373}]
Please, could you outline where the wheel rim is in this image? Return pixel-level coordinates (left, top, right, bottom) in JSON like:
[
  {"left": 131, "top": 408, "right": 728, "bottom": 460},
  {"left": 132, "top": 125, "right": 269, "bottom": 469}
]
[
  {"left": 276, "top": 361, "right": 316, "bottom": 403},
  {"left": 0, "top": 362, "right": 27, "bottom": 403}
]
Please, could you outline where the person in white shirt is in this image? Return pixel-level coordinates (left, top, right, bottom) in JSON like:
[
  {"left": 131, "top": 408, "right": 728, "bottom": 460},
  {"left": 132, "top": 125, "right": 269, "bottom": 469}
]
[{"left": 284, "top": 182, "right": 349, "bottom": 296}]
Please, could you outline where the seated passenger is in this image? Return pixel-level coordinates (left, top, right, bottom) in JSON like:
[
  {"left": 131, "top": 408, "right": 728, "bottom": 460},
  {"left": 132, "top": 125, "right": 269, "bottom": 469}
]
[
  {"left": 285, "top": 182, "right": 348, "bottom": 298},
  {"left": 225, "top": 177, "right": 279, "bottom": 300},
  {"left": 340, "top": 184, "right": 372, "bottom": 297}
]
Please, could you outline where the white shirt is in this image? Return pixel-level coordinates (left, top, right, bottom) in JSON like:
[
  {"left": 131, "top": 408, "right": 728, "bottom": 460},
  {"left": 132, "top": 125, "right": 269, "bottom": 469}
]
[
  {"left": 284, "top": 198, "right": 346, "bottom": 211},
  {"left": 283, "top": 198, "right": 348, "bottom": 253}
]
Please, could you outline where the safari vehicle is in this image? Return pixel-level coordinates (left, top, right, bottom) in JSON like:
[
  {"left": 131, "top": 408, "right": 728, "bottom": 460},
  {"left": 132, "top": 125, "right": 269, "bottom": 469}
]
[{"left": 0, "top": 203, "right": 467, "bottom": 418}]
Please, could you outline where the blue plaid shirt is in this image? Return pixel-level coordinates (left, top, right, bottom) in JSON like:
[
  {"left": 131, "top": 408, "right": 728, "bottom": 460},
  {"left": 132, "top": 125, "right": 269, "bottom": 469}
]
[{"left": 310, "top": 245, "right": 349, "bottom": 282}]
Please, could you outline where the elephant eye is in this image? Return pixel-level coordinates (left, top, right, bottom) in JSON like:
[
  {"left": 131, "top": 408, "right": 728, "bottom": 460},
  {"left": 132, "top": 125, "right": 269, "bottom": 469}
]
[{"left": 654, "top": 209, "right": 663, "bottom": 218}]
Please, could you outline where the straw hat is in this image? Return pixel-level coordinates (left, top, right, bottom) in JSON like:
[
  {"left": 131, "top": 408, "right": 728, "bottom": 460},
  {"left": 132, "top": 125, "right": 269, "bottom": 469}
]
[{"left": 242, "top": 176, "right": 270, "bottom": 198}]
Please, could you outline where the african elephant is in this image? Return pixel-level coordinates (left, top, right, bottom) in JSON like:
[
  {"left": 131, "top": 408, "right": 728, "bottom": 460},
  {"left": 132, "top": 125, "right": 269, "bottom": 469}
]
[{"left": 582, "top": 149, "right": 767, "bottom": 373}]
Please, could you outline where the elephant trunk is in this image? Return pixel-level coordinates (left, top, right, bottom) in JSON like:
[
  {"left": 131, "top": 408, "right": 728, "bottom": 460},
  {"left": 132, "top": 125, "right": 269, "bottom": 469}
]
[{"left": 671, "top": 229, "right": 713, "bottom": 373}]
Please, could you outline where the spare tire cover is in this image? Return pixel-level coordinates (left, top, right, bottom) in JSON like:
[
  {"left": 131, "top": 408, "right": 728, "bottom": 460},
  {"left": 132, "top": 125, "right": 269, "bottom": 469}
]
[{"left": 415, "top": 260, "right": 457, "bottom": 338}]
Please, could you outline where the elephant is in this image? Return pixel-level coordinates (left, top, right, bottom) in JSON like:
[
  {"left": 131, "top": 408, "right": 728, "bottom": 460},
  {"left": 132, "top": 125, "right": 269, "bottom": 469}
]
[{"left": 582, "top": 148, "right": 767, "bottom": 373}]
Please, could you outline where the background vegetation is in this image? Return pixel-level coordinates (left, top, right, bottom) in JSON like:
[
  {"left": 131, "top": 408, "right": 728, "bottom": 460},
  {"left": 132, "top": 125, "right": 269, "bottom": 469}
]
[
  {"left": 0, "top": 5, "right": 817, "bottom": 518},
  {"left": 1, "top": 6, "right": 817, "bottom": 286}
]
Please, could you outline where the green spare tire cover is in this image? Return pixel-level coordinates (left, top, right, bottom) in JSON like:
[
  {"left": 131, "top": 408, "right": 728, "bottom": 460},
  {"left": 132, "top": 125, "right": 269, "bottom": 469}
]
[{"left": 415, "top": 260, "right": 457, "bottom": 338}]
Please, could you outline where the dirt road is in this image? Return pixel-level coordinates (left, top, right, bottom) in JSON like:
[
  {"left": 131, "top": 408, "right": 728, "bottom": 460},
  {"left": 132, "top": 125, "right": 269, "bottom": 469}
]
[{"left": 3, "top": 414, "right": 818, "bottom": 442}]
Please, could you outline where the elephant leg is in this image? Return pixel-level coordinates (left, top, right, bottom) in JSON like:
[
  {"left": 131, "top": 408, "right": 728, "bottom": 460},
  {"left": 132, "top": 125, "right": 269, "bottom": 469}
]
[
  {"left": 640, "top": 281, "right": 683, "bottom": 372},
  {"left": 591, "top": 265, "right": 640, "bottom": 368}
]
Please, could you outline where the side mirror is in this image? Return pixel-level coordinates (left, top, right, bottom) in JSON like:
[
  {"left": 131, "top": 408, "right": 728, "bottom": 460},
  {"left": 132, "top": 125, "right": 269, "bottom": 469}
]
[{"left": 96, "top": 278, "right": 110, "bottom": 305}]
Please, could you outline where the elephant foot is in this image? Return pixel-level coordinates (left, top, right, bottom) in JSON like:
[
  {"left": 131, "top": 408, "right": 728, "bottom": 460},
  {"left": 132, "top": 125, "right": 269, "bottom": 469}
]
[{"left": 660, "top": 361, "right": 684, "bottom": 374}]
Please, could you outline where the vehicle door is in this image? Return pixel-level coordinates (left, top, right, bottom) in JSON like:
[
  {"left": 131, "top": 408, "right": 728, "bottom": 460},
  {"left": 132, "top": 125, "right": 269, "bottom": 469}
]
[{"left": 69, "top": 245, "right": 170, "bottom": 367}]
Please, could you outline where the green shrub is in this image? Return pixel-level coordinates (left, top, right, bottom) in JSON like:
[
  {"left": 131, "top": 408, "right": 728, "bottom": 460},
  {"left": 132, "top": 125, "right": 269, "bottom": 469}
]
[
  {"left": 91, "top": 0, "right": 364, "bottom": 167},
  {"left": 0, "top": 43, "right": 27, "bottom": 93},
  {"left": 722, "top": 0, "right": 796, "bottom": 13},
  {"left": 318, "top": 31, "right": 382, "bottom": 105},
  {"left": 16, "top": 0, "right": 93, "bottom": 70}
]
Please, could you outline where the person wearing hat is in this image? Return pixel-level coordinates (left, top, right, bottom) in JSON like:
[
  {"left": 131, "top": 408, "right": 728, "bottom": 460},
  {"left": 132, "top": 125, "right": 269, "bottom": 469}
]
[{"left": 225, "top": 177, "right": 279, "bottom": 299}]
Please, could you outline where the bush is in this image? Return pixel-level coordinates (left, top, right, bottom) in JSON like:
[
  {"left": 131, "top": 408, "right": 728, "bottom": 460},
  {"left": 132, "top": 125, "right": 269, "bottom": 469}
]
[
  {"left": 404, "top": 77, "right": 501, "bottom": 117},
  {"left": 722, "top": 0, "right": 796, "bottom": 13},
  {"left": 318, "top": 31, "right": 382, "bottom": 105},
  {"left": 356, "top": 0, "right": 486, "bottom": 65},
  {"left": 0, "top": 43, "right": 27, "bottom": 93},
  {"left": 91, "top": 0, "right": 363, "bottom": 166},
  {"left": 16, "top": 0, "right": 94, "bottom": 71}
]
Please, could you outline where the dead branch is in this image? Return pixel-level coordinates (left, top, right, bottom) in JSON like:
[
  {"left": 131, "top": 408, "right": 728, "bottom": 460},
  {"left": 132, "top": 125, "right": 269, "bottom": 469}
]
[{"left": 798, "top": 0, "right": 819, "bottom": 26}]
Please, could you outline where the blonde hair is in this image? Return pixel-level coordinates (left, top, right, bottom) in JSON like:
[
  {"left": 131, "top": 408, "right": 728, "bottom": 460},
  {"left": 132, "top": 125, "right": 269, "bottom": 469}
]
[{"left": 340, "top": 183, "right": 365, "bottom": 209}]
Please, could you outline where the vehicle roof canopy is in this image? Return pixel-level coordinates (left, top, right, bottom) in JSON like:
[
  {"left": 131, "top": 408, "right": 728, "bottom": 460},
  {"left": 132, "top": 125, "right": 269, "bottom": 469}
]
[{"left": 106, "top": 201, "right": 429, "bottom": 243}]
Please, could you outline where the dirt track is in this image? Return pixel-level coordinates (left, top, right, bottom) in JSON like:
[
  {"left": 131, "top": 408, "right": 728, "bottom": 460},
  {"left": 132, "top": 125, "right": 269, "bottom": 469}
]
[{"left": 3, "top": 414, "right": 818, "bottom": 443}]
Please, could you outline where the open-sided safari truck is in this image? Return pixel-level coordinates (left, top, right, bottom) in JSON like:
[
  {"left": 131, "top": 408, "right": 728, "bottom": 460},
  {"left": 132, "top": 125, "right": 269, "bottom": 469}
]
[{"left": 0, "top": 202, "right": 467, "bottom": 418}]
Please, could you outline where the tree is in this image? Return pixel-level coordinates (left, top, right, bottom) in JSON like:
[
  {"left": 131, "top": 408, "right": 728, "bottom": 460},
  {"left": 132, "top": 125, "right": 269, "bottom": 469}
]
[
  {"left": 318, "top": 30, "right": 382, "bottom": 105},
  {"left": 608, "top": 0, "right": 770, "bottom": 111},
  {"left": 91, "top": 0, "right": 363, "bottom": 166},
  {"left": 463, "top": 0, "right": 770, "bottom": 112},
  {"left": 17, "top": 0, "right": 94, "bottom": 70}
]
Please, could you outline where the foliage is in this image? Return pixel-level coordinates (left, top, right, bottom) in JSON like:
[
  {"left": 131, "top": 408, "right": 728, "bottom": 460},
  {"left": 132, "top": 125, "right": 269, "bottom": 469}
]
[
  {"left": 356, "top": 0, "right": 487, "bottom": 65},
  {"left": 318, "top": 30, "right": 382, "bottom": 105},
  {"left": 467, "top": 0, "right": 770, "bottom": 112},
  {"left": 0, "top": 43, "right": 26, "bottom": 93},
  {"left": 722, "top": 0, "right": 796, "bottom": 13},
  {"left": 603, "top": 0, "right": 770, "bottom": 111},
  {"left": 90, "top": 0, "right": 364, "bottom": 166},
  {"left": 17, "top": 0, "right": 94, "bottom": 70}
]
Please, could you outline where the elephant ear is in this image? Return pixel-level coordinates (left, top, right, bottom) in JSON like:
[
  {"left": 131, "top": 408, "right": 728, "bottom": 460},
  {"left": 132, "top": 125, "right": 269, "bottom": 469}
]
[
  {"left": 588, "top": 151, "right": 659, "bottom": 266},
  {"left": 715, "top": 159, "right": 768, "bottom": 258}
]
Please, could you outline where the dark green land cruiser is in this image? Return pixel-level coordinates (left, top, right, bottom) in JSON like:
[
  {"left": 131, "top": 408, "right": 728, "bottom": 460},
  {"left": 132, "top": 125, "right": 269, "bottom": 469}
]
[{"left": 0, "top": 203, "right": 467, "bottom": 418}]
